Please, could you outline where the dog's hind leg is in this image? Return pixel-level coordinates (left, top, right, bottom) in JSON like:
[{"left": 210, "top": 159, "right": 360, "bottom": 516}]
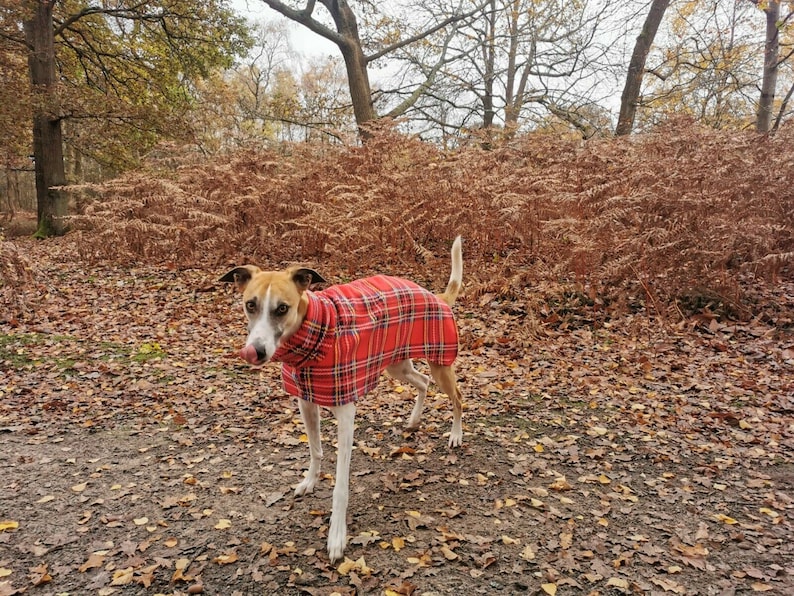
[
  {"left": 327, "top": 402, "right": 356, "bottom": 562},
  {"left": 428, "top": 363, "right": 463, "bottom": 447},
  {"left": 387, "top": 359, "right": 430, "bottom": 430},
  {"left": 295, "top": 399, "right": 323, "bottom": 496}
]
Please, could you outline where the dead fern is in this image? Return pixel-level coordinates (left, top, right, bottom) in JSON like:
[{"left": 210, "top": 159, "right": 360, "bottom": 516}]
[{"left": 66, "top": 121, "right": 794, "bottom": 324}]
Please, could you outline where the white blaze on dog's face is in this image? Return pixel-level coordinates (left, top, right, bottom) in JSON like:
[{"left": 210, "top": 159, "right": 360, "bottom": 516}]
[{"left": 219, "top": 266, "right": 326, "bottom": 365}]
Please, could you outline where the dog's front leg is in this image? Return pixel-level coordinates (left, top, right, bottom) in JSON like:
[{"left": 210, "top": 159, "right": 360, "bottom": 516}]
[
  {"left": 295, "top": 399, "right": 322, "bottom": 496},
  {"left": 327, "top": 402, "right": 356, "bottom": 563}
]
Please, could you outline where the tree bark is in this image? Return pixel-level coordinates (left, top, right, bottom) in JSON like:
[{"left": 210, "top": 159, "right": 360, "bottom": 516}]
[
  {"left": 23, "top": 0, "right": 67, "bottom": 237},
  {"left": 615, "top": 0, "right": 670, "bottom": 136},
  {"left": 756, "top": 0, "right": 780, "bottom": 133}
]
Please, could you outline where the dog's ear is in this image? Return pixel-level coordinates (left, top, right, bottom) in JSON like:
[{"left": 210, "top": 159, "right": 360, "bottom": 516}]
[
  {"left": 219, "top": 266, "right": 259, "bottom": 291},
  {"left": 292, "top": 268, "right": 326, "bottom": 291}
]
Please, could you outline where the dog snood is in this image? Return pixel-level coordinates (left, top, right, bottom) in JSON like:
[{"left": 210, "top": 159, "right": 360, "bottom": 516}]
[{"left": 271, "top": 275, "right": 459, "bottom": 407}]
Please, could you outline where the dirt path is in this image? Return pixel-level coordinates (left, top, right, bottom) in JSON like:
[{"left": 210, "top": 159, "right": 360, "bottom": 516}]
[{"left": 1, "top": 246, "right": 793, "bottom": 595}]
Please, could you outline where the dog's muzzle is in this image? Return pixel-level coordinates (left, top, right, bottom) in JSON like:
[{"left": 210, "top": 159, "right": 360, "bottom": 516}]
[{"left": 240, "top": 344, "right": 266, "bottom": 365}]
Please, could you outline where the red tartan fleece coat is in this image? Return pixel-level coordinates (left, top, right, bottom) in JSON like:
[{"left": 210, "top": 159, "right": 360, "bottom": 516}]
[{"left": 271, "top": 275, "right": 458, "bottom": 407}]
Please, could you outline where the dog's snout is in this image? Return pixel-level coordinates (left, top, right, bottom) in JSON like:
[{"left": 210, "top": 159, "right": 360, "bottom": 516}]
[{"left": 240, "top": 343, "right": 266, "bottom": 364}]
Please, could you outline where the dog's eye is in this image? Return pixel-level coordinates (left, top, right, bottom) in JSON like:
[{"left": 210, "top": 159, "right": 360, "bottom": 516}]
[
  {"left": 274, "top": 303, "right": 289, "bottom": 316},
  {"left": 245, "top": 299, "right": 257, "bottom": 313}
]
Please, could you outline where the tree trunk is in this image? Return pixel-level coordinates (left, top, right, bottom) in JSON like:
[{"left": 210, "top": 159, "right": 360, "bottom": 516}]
[
  {"left": 24, "top": 0, "right": 67, "bottom": 237},
  {"left": 756, "top": 0, "right": 780, "bottom": 133},
  {"left": 615, "top": 0, "right": 670, "bottom": 136},
  {"left": 321, "top": 0, "right": 376, "bottom": 131}
]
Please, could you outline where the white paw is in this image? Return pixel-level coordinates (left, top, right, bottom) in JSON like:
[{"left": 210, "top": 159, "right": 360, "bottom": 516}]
[
  {"left": 327, "top": 518, "right": 347, "bottom": 563},
  {"left": 294, "top": 473, "right": 318, "bottom": 496},
  {"left": 448, "top": 426, "right": 463, "bottom": 448}
]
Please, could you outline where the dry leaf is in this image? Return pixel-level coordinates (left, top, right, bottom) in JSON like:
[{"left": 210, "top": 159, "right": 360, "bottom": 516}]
[
  {"left": 78, "top": 553, "right": 106, "bottom": 573},
  {"left": 213, "top": 551, "right": 238, "bottom": 565},
  {"left": 110, "top": 567, "right": 134, "bottom": 586}
]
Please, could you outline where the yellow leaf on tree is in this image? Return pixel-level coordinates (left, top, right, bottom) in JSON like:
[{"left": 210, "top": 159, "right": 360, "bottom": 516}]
[{"left": 541, "top": 583, "right": 557, "bottom": 595}]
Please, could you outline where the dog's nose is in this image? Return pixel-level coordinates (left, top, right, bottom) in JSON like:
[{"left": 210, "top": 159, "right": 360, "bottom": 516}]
[{"left": 239, "top": 344, "right": 266, "bottom": 364}]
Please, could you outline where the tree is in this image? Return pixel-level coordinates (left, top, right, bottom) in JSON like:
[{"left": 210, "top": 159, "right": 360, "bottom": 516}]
[
  {"left": 615, "top": 0, "right": 671, "bottom": 136},
  {"left": 259, "top": 0, "right": 485, "bottom": 135},
  {"left": 400, "top": 0, "right": 618, "bottom": 139},
  {"left": 634, "top": 1, "right": 764, "bottom": 130},
  {"left": 23, "top": 1, "right": 66, "bottom": 237},
  {"left": 754, "top": 0, "right": 781, "bottom": 132},
  {"left": 2, "top": 0, "right": 250, "bottom": 237}
]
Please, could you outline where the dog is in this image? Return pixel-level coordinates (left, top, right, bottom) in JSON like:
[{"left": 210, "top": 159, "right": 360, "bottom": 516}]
[{"left": 219, "top": 236, "right": 464, "bottom": 562}]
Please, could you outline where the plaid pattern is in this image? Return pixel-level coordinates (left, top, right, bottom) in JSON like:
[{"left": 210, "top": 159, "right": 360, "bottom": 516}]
[{"left": 272, "top": 275, "right": 458, "bottom": 407}]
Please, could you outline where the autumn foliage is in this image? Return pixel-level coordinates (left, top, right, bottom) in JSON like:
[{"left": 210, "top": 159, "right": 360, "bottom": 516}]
[{"left": 69, "top": 121, "right": 793, "bottom": 322}]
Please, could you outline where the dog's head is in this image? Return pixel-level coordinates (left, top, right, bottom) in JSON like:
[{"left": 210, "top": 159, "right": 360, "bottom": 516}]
[{"left": 219, "top": 265, "right": 326, "bottom": 365}]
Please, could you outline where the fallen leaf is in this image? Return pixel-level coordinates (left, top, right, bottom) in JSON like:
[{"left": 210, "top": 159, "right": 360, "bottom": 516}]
[
  {"left": 213, "top": 551, "right": 238, "bottom": 565},
  {"left": 520, "top": 545, "right": 536, "bottom": 561},
  {"left": 541, "top": 583, "right": 557, "bottom": 595},
  {"left": 78, "top": 553, "right": 106, "bottom": 573},
  {"left": 607, "top": 577, "right": 629, "bottom": 589},
  {"left": 0, "top": 522, "right": 18, "bottom": 532},
  {"left": 214, "top": 519, "right": 231, "bottom": 530},
  {"left": 29, "top": 564, "right": 51, "bottom": 586},
  {"left": 110, "top": 567, "right": 134, "bottom": 586}
]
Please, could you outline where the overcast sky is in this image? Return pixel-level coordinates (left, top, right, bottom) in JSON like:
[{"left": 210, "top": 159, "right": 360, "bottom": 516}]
[{"left": 232, "top": 0, "right": 338, "bottom": 57}]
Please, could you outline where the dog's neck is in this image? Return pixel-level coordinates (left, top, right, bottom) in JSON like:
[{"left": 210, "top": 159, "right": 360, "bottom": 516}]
[{"left": 272, "top": 291, "right": 336, "bottom": 367}]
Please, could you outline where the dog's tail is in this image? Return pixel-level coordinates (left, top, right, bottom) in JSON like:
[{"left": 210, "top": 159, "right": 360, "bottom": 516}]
[{"left": 438, "top": 236, "right": 462, "bottom": 307}]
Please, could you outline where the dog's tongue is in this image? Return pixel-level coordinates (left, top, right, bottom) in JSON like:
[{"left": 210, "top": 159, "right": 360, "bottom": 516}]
[{"left": 239, "top": 344, "right": 260, "bottom": 364}]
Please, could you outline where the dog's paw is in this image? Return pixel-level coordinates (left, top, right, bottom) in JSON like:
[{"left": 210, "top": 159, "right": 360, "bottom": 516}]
[
  {"left": 327, "top": 521, "right": 347, "bottom": 563},
  {"left": 294, "top": 474, "right": 319, "bottom": 496},
  {"left": 448, "top": 428, "right": 463, "bottom": 448}
]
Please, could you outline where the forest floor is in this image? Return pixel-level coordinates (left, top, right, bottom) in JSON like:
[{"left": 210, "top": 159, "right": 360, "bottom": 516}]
[{"left": 1, "top": 238, "right": 793, "bottom": 596}]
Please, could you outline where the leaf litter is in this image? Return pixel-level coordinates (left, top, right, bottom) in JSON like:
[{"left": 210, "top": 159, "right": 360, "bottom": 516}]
[{"left": 0, "top": 239, "right": 791, "bottom": 595}]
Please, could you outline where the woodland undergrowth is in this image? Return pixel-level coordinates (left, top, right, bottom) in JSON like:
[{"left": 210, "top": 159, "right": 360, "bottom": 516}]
[{"left": 63, "top": 120, "right": 794, "bottom": 326}]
